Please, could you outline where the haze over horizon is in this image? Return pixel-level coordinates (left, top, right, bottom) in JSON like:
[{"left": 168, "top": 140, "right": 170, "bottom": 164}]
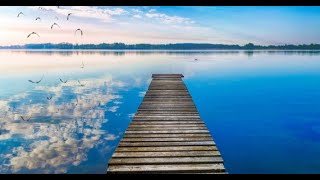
[{"left": 0, "top": 6, "right": 320, "bottom": 46}]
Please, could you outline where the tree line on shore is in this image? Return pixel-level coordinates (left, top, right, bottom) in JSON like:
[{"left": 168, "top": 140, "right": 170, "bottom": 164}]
[{"left": 1, "top": 43, "right": 320, "bottom": 50}]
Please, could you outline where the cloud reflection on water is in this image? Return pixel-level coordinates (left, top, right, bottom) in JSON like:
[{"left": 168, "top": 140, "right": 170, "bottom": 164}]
[{"left": 0, "top": 75, "right": 131, "bottom": 173}]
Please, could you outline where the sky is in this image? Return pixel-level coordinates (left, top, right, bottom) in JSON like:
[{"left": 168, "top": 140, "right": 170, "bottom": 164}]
[{"left": 0, "top": 6, "right": 320, "bottom": 46}]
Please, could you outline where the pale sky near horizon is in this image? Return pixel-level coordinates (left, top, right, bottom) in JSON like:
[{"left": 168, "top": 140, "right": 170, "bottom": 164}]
[{"left": 0, "top": 6, "right": 320, "bottom": 46}]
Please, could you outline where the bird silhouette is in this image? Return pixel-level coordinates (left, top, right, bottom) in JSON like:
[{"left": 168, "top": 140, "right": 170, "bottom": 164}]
[
  {"left": 59, "top": 78, "right": 68, "bottom": 83},
  {"left": 75, "top": 29, "right": 83, "bottom": 36},
  {"left": 28, "top": 74, "right": 44, "bottom": 83},
  {"left": 195, "top": 58, "right": 198, "bottom": 61},
  {"left": 47, "top": 95, "right": 53, "bottom": 100},
  {"left": 51, "top": 23, "right": 60, "bottom": 29},
  {"left": 17, "top": 12, "right": 24, "bottom": 17},
  {"left": 81, "top": 61, "right": 84, "bottom": 68},
  {"left": 27, "top": 32, "right": 40, "bottom": 38},
  {"left": 78, "top": 80, "right": 85, "bottom": 87},
  {"left": 35, "top": 17, "right": 41, "bottom": 21},
  {"left": 67, "top": 13, "right": 72, "bottom": 20},
  {"left": 20, "top": 115, "right": 32, "bottom": 121}
]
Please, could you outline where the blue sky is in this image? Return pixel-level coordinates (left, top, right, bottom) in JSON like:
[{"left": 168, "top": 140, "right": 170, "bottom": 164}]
[{"left": 0, "top": 6, "right": 320, "bottom": 45}]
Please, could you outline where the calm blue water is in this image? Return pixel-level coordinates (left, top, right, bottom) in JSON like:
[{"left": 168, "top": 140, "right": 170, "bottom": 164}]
[{"left": 0, "top": 50, "right": 320, "bottom": 174}]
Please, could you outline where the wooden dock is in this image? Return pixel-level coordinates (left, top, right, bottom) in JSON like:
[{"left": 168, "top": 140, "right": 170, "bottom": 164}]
[{"left": 107, "top": 74, "right": 226, "bottom": 174}]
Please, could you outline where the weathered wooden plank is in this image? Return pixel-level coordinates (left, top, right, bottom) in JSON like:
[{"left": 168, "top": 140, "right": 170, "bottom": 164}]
[
  {"left": 125, "top": 130, "right": 209, "bottom": 134},
  {"left": 138, "top": 108, "right": 197, "bottom": 111},
  {"left": 138, "top": 107, "right": 197, "bottom": 110},
  {"left": 149, "top": 84, "right": 186, "bottom": 87},
  {"left": 152, "top": 79, "right": 183, "bottom": 81},
  {"left": 152, "top": 74, "right": 184, "bottom": 78},
  {"left": 115, "top": 146, "right": 218, "bottom": 152},
  {"left": 121, "top": 137, "right": 213, "bottom": 142},
  {"left": 113, "top": 151, "right": 221, "bottom": 158},
  {"left": 141, "top": 102, "right": 194, "bottom": 104},
  {"left": 144, "top": 94, "right": 191, "bottom": 97},
  {"left": 148, "top": 88, "right": 187, "bottom": 90},
  {"left": 130, "top": 121, "right": 204, "bottom": 125},
  {"left": 143, "top": 97, "right": 191, "bottom": 99},
  {"left": 132, "top": 119, "right": 201, "bottom": 122},
  {"left": 109, "top": 157, "right": 223, "bottom": 165},
  {"left": 136, "top": 113, "right": 200, "bottom": 116},
  {"left": 129, "top": 124, "right": 205, "bottom": 128},
  {"left": 137, "top": 111, "right": 198, "bottom": 113},
  {"left": 141, "top": 102, "right": 195, "bottom": 105},
  {"left": 149, "top": 85, "right": 187, "bottom": 87},
  {"left": 140, "top": 102, "right": 194, "bottom": 104},
  {"left": 127, "top": 127, "right": 208, "bottom": 131},
  {"left": 136, "top": 112, "right": 199, "bottom": 114},
  {"left": 144, "top": 96, "right": 192, "bottom": 99},
  {"left": 135, "top": 113, "right": 200, "bottom": 116},
  {"left": 144, "top": 94, "right": 191, "bottom": 96},
  {"left": 137, "top": 109, "right": 197, "bottom": 111},
  {"left": 150, "top": 83, "right": 185, "bottom": 86},
  {"left": 107, "top": 164, "right": 225, "bottom": 173},
  {"left": 133, "top": 115, "right": 200, "bottom": 119},
  {"left": 119, "top": 141, "right": 216, "bottom": 147},
  {"left": 123, "top": 133, "right": 211, "bottom": 138}
]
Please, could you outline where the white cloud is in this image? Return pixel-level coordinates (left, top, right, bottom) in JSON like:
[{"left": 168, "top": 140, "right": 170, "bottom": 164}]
[
  {"left": 133, "top": 14, "right": 142, "bottom": 19},
  {"left": 30, "top": 6, "right": 127, "bottom": 22},
  {"left": 107, "top": 106, "right": 119, "bottom": 113},
  {"left": 104, "top": 134, "right": 117, "bottom": 141},
  {"left": 148, "top": 9, "right": 157, "bottom": 13},
  {"left": 104, "top": 8, "right": 127, "bottom": 15},
  {"left": 132, "top": 9, "right": 143, "bottom": 14},
  {"left": 145, "top": 9, "right": 195, "bottom": 24}
]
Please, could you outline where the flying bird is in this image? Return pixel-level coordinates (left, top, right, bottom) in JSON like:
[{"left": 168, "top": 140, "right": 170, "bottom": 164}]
[
  {"left": 47, "top": 95, "right": 53, "bottom": 100},
  {"left": 78, "top": 80, "right": 85, "bottom": 87},
  {"left": 17, "top": 12, "right": 24, "bottom": 17},
  {"left": 51, "top": 23, "right": 60, "bottom": 29},
  {"left": 28, "top": 74, "right": 44, "bottom": 83},
  {"left": 35, "top": 17, "right": 41, "bottom": 21},
  {"left": 67, "top": 13, "right": 72, "bottom": 20},
  {"left": 75, "top": 29, "right": 83, "bottom": 36},
  {"left": 27, "top": 32, "right": 40, "bottom": 38},
  {"left": 59, "top": 78, "right": 68, "bottom": 83},
  {"left": 194, "top": 58, "right": 198, "bottom": 61},
  {"left": 20, "top": 115, "right": 32, "bottom": 121},
  {"left": 81, "top": 61, "right": 84, "bottom": 68}
]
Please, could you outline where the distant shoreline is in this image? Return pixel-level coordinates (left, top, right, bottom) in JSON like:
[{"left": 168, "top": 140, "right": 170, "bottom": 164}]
[
  {"left": 1, "top": 43, "right": 320, "bottom": 50},
  {"left": 1, "top": 49, "right": 320, "bottom": 51}
]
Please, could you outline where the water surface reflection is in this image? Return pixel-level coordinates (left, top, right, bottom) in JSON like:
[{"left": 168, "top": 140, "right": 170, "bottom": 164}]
[{"left": 1, "top": 50, "right": 320, "bottom": 173}]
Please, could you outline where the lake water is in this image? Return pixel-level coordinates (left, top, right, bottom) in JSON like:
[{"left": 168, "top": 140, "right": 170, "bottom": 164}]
[{"left": 0, "top": 50, "right": 320, "bottom": 174}]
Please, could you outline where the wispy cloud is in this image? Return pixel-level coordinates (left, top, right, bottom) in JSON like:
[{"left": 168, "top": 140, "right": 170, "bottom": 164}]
[
  {"left": 29, "top": 6, "right": 127, "bottom": 22},
  {"left": 145, "top": 9, "right": 195, "bottom": 24},
  {"left": 131, "top": 8, "right": 143, "bottom": 14},
  {"left": 133, "top": 14, "right": 142, "bottom": 19}
]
